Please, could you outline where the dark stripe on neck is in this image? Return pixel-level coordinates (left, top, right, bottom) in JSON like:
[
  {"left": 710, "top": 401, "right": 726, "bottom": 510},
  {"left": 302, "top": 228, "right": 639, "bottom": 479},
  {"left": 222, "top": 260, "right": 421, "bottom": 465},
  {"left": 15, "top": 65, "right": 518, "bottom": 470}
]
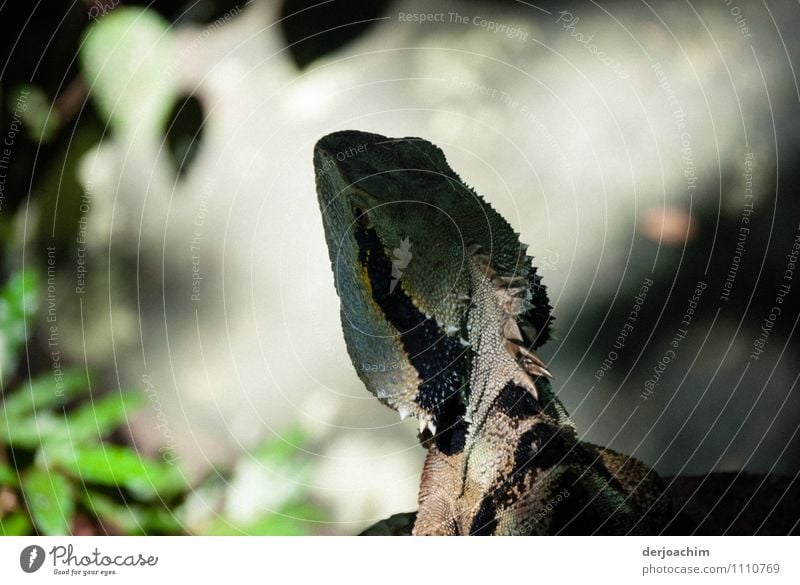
[
  {"left": 354, "top": 226, "right": 468, "bottom": 447},
  {"left": 469, "top": 496, "right": 498, "bottom": 535},
  {"left": 495, "top": 381, "right": 543, "bottom": 419}
]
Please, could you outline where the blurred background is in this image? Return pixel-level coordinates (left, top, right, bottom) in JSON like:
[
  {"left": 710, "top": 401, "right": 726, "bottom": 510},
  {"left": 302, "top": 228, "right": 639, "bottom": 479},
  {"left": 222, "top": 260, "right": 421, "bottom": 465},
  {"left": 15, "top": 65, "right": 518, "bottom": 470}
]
[{"left": 0, "top": 0, "right": 799, "bottom": 535}]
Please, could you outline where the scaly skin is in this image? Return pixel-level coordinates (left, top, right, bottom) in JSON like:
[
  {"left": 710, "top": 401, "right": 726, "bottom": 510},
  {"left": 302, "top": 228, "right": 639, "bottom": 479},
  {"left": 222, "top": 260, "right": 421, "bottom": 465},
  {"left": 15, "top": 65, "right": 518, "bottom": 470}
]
[{"left": 314, "top": 130, "right": 667, "bottom": 535}]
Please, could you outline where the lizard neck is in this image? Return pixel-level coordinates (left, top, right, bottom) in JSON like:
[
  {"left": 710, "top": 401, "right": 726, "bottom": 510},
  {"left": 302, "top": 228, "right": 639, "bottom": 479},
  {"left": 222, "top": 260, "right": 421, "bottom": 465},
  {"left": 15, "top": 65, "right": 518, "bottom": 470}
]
[
  {"left": 414, "top": 255, "right": 575, "bottom": 535},
  {"left": 423, "top": 252, "right": 570, "bottom": 460},
  {"left": 464, "top": 253, "right": 572, "bottom": 431}
]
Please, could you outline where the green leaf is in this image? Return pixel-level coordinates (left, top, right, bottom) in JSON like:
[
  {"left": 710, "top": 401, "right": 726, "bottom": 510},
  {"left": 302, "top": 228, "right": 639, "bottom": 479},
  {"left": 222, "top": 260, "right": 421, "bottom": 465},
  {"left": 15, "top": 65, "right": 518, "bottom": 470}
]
[
  {"left": 21, "top": 467, "right": 74, "bottom": 535},
  {"left": 206, "top": 515, "right": 310, "bottom": 536},
  {"left": 1, "top": 270, "right": 39, "bottom": 318},
  {"left": 253, "top": 425, "right": 311, "bottom": 464},
  {"left": 79, "top": 7, "right": 176, "bottom": 136},
  {"left": 81, "top": 489, "right": 183, "bottom": 535},
  {"left": 81, "top": 490, "right": 143, "bottom": 534},
  {"left": 201, "top": 497, "right": 326, "bottom": 536},
  {"left": 1, "top": 371, "right": 89, "bottom": 421},
  {"left": 0, "top": 459, "right": 18, "bottom": 486},
  {"left": 2, "top": 381, "right": 144, "bottom": 451},
  {"left": 1, "top": 412, "right": 64, "bottom": 448},
  {"left": 137, "top": 504, "right": 185, "bottom": 534},
  {"left": 58, "top": 445, "right": 185, "bottom": 500},
  {"left": 0, "top": 270, "right": 39, "bottom": 382},
  {"left": 276, "top": 501, "right": 326, "bottom": 522},
  {"left": 206, "top": 503, "right": 323, "bottom": 536},
  {"left": 66, "top": 391, "right": 144, "bottom": 442},
  {"left": 0, "top": 512, "right": 32, "bottom": 536}
]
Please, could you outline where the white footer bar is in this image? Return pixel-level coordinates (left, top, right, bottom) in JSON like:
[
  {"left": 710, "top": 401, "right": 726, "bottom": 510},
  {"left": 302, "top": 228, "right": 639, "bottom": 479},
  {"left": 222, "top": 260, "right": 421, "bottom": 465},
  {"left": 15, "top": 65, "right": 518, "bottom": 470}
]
[{"left": 1, "top": 536, "right": 796, "bottom": 584}]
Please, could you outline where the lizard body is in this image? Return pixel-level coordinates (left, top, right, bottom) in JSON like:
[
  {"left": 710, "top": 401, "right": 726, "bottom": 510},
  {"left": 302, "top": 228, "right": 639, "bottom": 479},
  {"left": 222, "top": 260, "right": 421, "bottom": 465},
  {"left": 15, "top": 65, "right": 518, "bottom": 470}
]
[{"left": 314, "top": 130, "right": 667, "bottom": 535}]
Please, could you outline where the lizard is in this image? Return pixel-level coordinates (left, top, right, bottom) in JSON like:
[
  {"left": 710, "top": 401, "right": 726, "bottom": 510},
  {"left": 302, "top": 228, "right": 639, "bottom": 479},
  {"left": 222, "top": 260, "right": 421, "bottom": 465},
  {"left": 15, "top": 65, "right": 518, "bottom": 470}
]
[{"left": 314, "top": 130, "right": 669, "bottom": 535}]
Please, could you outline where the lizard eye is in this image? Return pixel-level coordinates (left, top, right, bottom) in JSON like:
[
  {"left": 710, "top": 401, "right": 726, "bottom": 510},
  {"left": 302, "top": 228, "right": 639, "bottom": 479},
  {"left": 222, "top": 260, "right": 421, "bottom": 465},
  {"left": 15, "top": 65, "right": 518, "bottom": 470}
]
[{"left": 352, "top": 205, "right": 370, "bottom": 228}]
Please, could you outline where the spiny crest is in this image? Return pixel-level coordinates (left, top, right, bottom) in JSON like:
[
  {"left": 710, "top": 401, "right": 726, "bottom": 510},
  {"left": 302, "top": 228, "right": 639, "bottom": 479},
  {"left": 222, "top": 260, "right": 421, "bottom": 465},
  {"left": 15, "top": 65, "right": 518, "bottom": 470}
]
[{"left": 473, "top": 248, "right": 553, "bottom": 385}]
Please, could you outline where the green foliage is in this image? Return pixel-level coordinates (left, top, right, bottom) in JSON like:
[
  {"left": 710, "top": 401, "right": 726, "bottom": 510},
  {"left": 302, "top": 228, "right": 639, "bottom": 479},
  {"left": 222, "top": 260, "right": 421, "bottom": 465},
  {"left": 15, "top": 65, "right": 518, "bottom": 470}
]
[
  {"left": 0, "top": 269, "right": 328, "bottom": 535},
  {"left": 57, "top": 445, "right": 185, "bottom": 501},
  {"left": 80, "top": 490, "right": 182, "bottom": 535},
  {"left": 1, "top": 371, "right": 90, "bottom": 422},
  {"left": 0, "top": 459, "right": 17, "bottom": 485},
  {"left": 0, "top": 511, "right": 31, "bottom": 536},
  {"left": 21, "top": 468, "right": 74, "bottom": 535},
  {"left": 0, "top": 271, "right": 39, "bottom": 384},
  {"left": 0, "top": 270, "right": 186, "bottom": 535},
  {"left": 204, "top": 501, "right": 326, "bottom": 536},
  {"left": 182, "top": 427, "right": 328, "bottom": 536}
]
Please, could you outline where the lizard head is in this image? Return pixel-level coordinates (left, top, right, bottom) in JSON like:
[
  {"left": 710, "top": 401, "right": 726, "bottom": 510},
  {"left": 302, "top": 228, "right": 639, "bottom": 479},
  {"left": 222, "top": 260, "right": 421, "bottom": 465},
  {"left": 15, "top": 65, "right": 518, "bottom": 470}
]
[{"left": 314, "top": 130, "right": 552, "bottom": 430}]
